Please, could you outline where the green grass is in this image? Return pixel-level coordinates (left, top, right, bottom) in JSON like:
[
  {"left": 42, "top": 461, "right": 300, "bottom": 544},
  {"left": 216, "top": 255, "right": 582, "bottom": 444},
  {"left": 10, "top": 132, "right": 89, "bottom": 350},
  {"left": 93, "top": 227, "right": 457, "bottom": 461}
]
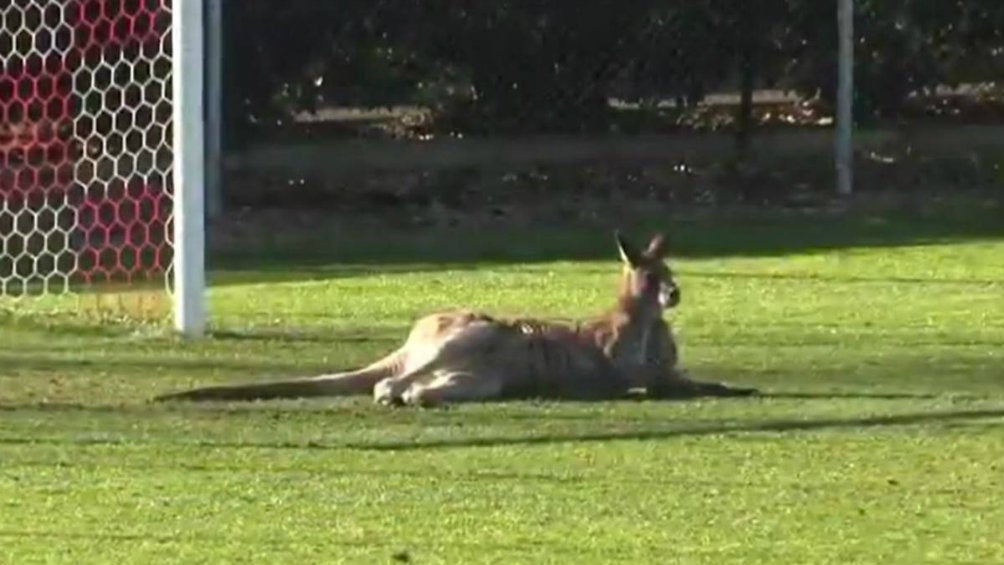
[{"left": 2, "top": 204, "right": 1004, "bottom": 564}]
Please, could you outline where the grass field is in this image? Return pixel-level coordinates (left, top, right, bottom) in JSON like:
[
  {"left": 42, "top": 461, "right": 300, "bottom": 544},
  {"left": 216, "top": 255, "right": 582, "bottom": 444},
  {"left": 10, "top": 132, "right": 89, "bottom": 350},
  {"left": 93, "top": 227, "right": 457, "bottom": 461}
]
[{"left": 2, "top": 201, "right": 1003, "bottom": 564}]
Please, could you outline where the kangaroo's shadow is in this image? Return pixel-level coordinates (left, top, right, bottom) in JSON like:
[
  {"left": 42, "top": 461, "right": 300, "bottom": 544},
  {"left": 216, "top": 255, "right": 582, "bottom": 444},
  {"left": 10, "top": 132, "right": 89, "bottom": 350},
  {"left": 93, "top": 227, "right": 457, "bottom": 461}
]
[
  {"left": 622, "top": 388, "right": 967, "bottom": 403},
  {"left": 350, "top": 407, "right": 1004, "bottom": 452},
  {"left": 745, "top": 391, "right": 977, "bottom": 401},
  {"left": 0, "top": 407, "right": 1000, "bottom": 453}
]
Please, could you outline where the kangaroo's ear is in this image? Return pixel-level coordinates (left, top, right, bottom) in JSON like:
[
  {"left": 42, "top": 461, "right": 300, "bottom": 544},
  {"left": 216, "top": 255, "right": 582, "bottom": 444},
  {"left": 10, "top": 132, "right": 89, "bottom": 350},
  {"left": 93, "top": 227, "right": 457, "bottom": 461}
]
[
  {"left": 615, "top": 230, "right": 642, "bottom": 267},
  {"left": 644, "top": 233, "right": 668, "bottom": 259}
]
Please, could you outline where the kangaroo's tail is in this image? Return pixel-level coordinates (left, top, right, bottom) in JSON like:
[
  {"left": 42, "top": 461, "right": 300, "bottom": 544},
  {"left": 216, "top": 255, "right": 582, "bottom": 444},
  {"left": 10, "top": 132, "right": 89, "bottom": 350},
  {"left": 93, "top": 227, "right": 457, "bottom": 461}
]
[{"left": 152, "top": 350, "right": 405, "bottom": 402}]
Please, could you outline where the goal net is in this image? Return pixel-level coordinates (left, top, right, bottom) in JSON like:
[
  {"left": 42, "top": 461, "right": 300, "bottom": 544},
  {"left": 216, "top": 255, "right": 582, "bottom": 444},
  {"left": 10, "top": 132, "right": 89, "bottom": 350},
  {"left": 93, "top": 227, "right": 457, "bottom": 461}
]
[{"left": 0, "top": 0, "right": 174, "bottom": 319}]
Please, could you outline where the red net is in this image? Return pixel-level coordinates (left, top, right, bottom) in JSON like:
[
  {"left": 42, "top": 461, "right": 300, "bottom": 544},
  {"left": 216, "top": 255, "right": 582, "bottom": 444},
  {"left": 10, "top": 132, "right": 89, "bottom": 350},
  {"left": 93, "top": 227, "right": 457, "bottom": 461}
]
[{"left": 0, "top": 0, "right": 173, "bottom": 297}]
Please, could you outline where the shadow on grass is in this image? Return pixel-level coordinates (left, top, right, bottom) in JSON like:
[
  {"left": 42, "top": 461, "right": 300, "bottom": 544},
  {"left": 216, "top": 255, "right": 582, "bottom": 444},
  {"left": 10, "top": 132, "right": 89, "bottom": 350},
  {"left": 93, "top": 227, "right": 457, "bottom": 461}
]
[
  {"left": 755, "top": 391, "right": 949, "bottom": 401},
  {"left": 210, "top": 200, "right": 1004, "bottom": 287},
  {"left": 1, "top": 407, "right": 1001, "bottom": 451},
  {"left": 0, "top": 390, "right": 985, "bottom": 416},
  {"left": 0, "top": 529, "right": 588, "bottom": 555},
  {"left": 684, "top": 270, "right": 1003, "bottom": 287},
  {"left": 0, "top": 530, "right": 396, "bottom": 550},
  {"left": 0, "top": 326, "right": 402, "bottom": 374},
  {"left": 0, "top": 353, "right": 326, "bottom": 375},
  {"left": 348, "top": 408, "right": 1004, "bottom": 451}
]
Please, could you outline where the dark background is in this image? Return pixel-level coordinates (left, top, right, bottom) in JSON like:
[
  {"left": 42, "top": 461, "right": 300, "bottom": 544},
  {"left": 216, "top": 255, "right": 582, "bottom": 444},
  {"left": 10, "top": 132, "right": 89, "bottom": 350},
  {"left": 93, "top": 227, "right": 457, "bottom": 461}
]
[{"left": 209, "top": 0, "right": 1004, "bottom": 219}]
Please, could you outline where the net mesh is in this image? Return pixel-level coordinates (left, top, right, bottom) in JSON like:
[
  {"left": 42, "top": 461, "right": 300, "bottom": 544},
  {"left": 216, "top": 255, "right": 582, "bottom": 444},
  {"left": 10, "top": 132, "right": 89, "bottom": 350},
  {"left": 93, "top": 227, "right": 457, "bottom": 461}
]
[{"left": 0, "top": 0, "right": 172, "bottom": 316}]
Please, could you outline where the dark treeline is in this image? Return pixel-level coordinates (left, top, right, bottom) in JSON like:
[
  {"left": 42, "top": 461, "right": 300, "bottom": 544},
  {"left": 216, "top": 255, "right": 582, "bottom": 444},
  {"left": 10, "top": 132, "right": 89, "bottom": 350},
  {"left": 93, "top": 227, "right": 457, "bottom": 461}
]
[{"left": 219, "top": 0, "right": 1004, "bottom": 144}]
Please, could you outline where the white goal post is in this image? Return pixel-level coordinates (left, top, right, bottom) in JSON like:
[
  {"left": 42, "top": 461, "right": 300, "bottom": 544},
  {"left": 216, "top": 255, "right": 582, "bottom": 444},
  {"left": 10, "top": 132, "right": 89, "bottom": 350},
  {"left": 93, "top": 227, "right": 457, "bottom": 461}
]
[{"left": 172, "top": 0, "right": 205, "bottom": 337}]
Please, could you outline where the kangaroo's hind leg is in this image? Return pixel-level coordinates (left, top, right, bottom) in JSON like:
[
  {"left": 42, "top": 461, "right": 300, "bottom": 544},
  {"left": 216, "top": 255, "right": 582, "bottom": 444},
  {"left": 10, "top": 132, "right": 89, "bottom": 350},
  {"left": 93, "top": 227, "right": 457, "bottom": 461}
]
[
  {"left": 373, "top": 321, "right": 503, "bottom": 406},
  {"left": 401, "top": 371, "right": 504, "bottom": 407},
  {"left": 373, "top": 362, "right": 437, "bottom": 406}
]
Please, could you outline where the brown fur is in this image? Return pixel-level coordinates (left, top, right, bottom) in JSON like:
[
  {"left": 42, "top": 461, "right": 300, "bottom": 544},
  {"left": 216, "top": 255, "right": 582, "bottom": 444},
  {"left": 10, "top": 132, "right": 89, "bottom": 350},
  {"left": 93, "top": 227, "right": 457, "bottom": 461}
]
[{"left": 153, "top": 232, "right": 757, "bottom": 406}]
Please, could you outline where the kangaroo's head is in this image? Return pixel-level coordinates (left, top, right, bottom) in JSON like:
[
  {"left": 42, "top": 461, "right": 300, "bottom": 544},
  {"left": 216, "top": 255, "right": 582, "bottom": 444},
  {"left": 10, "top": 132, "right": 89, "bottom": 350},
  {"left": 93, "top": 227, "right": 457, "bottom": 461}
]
[{"left": 615, "top": 231, "right": 680, "bottom": 311}]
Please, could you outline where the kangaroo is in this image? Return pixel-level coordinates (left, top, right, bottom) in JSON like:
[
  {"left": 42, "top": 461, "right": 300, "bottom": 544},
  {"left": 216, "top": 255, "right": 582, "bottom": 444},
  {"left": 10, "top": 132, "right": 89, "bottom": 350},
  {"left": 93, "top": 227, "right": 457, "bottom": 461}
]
[{"left": 153, "top": 232, "right": 758, "bottom": 406}]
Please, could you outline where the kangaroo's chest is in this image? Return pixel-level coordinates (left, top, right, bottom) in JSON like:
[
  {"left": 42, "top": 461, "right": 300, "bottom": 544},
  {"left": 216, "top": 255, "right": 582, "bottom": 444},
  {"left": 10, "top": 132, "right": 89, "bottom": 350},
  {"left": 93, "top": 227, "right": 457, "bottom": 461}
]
[{"left": 608, "top": 325, "right": 655, "bottom": 368}]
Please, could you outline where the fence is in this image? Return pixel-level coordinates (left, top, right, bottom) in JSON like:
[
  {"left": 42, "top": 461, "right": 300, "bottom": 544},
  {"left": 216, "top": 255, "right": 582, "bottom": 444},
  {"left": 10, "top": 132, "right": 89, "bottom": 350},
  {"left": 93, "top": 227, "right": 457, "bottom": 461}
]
[
  {"left": 1, "top": 0, "right": 1002, "bottom": 336},
  {"left": 215, "top": 0, "right": 1001, "bottom": 234}
]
